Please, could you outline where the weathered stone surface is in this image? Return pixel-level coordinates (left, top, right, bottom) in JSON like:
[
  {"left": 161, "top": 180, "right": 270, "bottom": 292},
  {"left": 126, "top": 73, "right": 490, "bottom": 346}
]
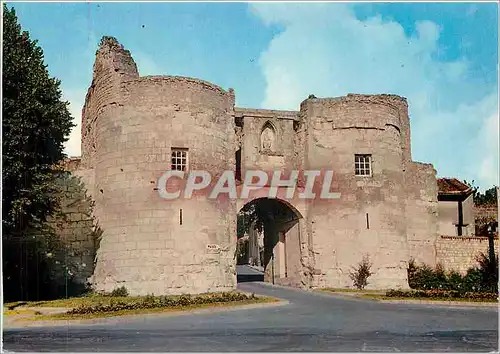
[{"left": 436, "top": 236, "right": 499, "bottom": 274}]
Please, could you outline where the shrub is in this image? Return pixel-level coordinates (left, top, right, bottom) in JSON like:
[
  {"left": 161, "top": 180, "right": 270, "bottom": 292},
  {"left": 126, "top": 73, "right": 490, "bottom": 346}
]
[
  {"left": 447, "top": 271, "right": 463, "bottom": 291},
  {"left": 476, "top": 252, "right": 498, "bottom": 293},
  {"left": 463, "top": 268, "right": 483, "bottom": 292},
  {"left": 349, "top": 255, "right": 373, "bottom": 290},
  {"left": 110, "top": 286, "right": 128, "bottom": 297},
  {"left": 407, "top": 253, "right": 499, "bottom": 294}
]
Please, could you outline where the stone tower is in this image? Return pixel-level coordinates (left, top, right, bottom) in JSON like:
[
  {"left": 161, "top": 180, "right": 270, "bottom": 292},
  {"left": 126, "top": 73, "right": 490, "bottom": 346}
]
[
  {"left": 299, "top": 95, "right": 416, "bottom": 288},
  {"left": 82, "top": 37, "right": 237, "bottom": 295}
]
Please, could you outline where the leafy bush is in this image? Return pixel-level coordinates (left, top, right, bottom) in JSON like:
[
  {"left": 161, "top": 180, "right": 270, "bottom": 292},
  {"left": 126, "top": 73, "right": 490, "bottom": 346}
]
[
  {"left": 110, "top": 286, "right": 129, "bottom": 297},
  {"left": 84, "top": 286, "right": 129, "bottom": 298},
  {"left": 463, "top": 268, "right": 483, "bottom": 292},
  {"left": 349, "top": 255, "right": 373, "bottom": 290},
  {"left": 66, "top": 291, "right": 257, "bottom": 315},
  {"left": 476, "top": 252, "right": 498, "bottom": 293},
  {"left": 447, "top": 271, "right": 463, "bottom": 291},
  {"left": 407, "top": 253, "right": 498, "bottom": 293}
]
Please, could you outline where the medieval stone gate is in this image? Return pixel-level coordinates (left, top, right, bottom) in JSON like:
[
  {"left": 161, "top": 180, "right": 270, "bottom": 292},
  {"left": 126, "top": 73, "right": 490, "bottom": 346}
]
[{"left": 57, "top": 36, "right": 494, "bottom": 297}]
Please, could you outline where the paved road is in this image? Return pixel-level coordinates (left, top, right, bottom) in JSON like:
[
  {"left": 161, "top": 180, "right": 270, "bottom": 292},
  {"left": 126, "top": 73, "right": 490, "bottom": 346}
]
[
  {"left": 3, "top": 280, "right": 498, "bottom": 352},
  {"left": 236, "top": 264, "right": 265, "bottom": 282}
]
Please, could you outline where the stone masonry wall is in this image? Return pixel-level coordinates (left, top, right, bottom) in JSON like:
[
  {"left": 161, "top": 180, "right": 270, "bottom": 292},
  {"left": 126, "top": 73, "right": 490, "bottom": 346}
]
[
  {"left": 474, "top": 204, "right": 498, "bottom": 236},
  {"left": 52, "top": 174, "right": 99, "bottom": 286},
  {"left": 81, "top": 37, "right": 139, "bottom": 169},
  {"left": 235, "top": 108, "right": 299, "bottom": 174},
  {"left": 49, "top": 159, "right": 101, "bottom": 290},
  {"left": 436, "top": 236, "right": 499, "bottom": 274},
  {"left": 405, "top": 162, "right": 439, "bottom": 266}
]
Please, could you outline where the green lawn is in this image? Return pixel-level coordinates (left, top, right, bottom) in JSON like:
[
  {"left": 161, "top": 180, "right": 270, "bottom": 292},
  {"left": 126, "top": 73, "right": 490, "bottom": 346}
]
[
  {"left": 318, "top": 288, "right": 386, "bottom": 294},
  {"left": 360, "top": 294, "right": 498, "bottom": 303},
  {"left": 317, "top": 288, "right": 498, "bottom": 303}
]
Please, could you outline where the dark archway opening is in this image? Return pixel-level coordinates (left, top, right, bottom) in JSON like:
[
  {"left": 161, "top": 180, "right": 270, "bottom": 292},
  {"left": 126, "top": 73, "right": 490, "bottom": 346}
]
[{"left": 236, "top": 198, "right": 302, "bottom": 284}]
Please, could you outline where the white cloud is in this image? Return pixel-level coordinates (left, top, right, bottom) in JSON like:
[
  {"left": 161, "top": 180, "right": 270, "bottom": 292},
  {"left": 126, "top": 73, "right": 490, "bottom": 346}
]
[
  {"left": 134, "top": 51, "right": 163, "bottom": 76},
  {"left": 62, "top": 88, "right": 86, "bottom": 158},
  {"left": 250, "top": 3, "right": 498, "bottom": 189},
  {"left": 61, "top": 25, "right": 97, "bottom": 159},
  {"left": 476, "top": 109, "right": 499, "bottom": 188}
]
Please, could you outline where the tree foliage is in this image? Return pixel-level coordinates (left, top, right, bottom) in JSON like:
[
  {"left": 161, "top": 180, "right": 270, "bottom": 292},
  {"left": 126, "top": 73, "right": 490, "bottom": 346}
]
[
  {"left": 463, "top": 180, "right": 498, "bottom": 206},
  {"left": 237, "top": 199, "right": 298, "bottom": 238},
  {"left": 2, "top": 5, "right": 75, "bottom": 300},
  {"left": 237, "top": 203, "right": 261, "bottom": 238}
]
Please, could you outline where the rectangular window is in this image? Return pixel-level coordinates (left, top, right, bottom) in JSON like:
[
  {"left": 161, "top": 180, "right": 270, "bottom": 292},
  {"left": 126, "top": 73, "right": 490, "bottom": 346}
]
[
  {"left": 171, "top": 148, "right": 188, "bottom": 171},
  {"left": 355, "top": 154, "right": 372, "bottom": 176}
]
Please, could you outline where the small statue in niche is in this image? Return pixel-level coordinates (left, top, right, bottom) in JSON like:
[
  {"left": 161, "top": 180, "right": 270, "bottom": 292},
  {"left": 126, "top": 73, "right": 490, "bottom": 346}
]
[
  {"left": 235, "top": 126, "right": 243, "bottom": 149},
  {"left": 261, "top": 124, "right": 276, "bottom": 152}
]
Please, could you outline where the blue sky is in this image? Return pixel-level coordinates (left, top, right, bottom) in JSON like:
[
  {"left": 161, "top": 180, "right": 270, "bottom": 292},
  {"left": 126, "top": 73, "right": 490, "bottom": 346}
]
[{"left": 7, "top": 2, "right": 499, "bottom": 190}]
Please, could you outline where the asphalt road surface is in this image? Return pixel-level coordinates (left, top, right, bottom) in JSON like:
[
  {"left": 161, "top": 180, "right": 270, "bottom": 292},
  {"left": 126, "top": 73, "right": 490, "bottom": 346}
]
[{"left": 3, "top": 269, "right": 498, "bottom": 352}]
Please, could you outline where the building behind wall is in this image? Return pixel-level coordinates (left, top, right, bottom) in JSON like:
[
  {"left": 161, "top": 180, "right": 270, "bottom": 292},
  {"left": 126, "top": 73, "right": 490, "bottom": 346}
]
[
  {"left": 436, "top": 178, "right": 475, "bottom": 237},
  {"left": 60, "top": 36, "right": 495, "bottom": 295}
]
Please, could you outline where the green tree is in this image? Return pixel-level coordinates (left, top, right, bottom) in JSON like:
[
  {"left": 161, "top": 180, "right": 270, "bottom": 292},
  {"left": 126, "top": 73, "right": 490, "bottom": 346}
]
[
  {"left": 2, "top": 5, "right": 74, "bottom": 300},
  {"left": 463, "top": 180, "right": 498, "bottom": 206},
  {"left": 477, "top": 187, "right": 498, "bottom": 206}
]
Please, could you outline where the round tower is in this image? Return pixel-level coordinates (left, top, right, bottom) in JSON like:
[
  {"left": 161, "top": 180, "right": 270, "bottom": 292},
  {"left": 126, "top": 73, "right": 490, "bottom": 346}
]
[
  {"left": 86, "top": 37, "right": 237, "bottom": 295},
  {"left": 299, "top": 94, "right": 410, "bottom": 289}
]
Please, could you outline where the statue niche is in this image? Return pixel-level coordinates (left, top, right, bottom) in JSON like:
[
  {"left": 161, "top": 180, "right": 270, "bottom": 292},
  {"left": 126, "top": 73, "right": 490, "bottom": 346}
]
[{"left": 260, "top": 122, "right": 276, "bottom": 153}]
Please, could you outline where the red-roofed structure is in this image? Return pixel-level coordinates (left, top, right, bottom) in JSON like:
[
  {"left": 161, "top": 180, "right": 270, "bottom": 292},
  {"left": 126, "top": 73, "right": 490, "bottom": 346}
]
[{"left": 437, "top": 178, "right": 473, "bottom": 197}]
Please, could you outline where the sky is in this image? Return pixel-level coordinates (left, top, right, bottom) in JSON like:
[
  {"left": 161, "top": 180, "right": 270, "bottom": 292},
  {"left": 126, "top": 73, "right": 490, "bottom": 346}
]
[{"left": 7, "top": 2, "right": 499, "bottom": 190}]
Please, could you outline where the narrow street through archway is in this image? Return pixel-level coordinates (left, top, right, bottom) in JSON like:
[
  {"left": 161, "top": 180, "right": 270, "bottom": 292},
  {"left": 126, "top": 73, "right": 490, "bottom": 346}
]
[{"left": 236, "top": 198, "right": 303, "bottom": 286}]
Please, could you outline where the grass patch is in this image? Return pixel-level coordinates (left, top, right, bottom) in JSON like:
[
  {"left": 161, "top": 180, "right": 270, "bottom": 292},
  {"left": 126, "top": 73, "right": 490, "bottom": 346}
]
[
  {"left": 4, "top": 301, "right": 29, "bottom": 310},
  {"left": 4, "top": 291, "right": 279, "bottom": 322},
  {"left": 319, "top": 288, "right": 386, "bottom": 294},
  {"left": 27, "top": 297, "right": 277, "bottom": 321},
  {"left": 3, "top": 308, "right": 39, "bottom": 317},
  {"left": 6, "top": 291, "right": 253, "bottom": 309},
  {"left": 5, "top": 295, "right": 141, "bottom": 309},
  {"left": 385, "top": 289, "right": 498, "bottom": 301},
  {"left": 27, "top": 296, "right": 134, "bottom": 308},
  {"left": 361, "top": 294, "right": 498, "bottom": 303},
  {"left": 318, "top": 288, "right": 498, "bottom": 303}
]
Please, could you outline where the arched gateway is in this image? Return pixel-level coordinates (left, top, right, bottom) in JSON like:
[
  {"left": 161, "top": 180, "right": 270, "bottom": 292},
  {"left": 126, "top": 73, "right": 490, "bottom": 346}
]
[{"left": 236, "top": 196, "right": 309, "bottom": 287}]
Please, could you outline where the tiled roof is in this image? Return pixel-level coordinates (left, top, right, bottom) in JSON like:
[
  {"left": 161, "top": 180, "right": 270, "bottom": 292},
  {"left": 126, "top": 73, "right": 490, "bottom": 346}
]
[{"left": 437, "top": 178, "right": 473, "bottom": 195}]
